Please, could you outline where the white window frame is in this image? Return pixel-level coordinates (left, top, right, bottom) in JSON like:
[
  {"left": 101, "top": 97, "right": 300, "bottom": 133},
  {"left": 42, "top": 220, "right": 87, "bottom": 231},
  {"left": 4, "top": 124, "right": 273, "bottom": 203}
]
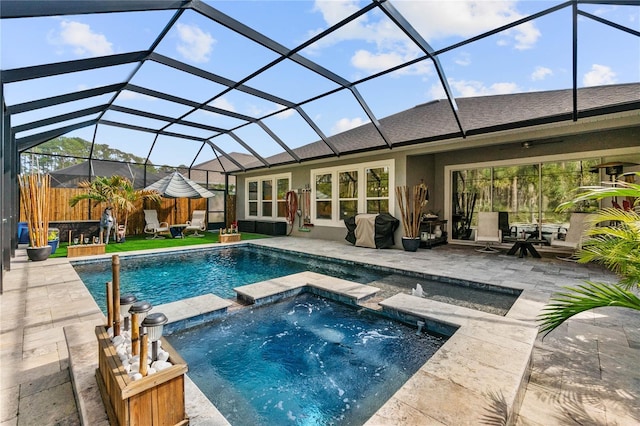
[
  {"left": 245, "top": 172, "right": 291, "bottom": 220},
  {"left": 310, "top": 159, "right": 395, "bottom": 227}
]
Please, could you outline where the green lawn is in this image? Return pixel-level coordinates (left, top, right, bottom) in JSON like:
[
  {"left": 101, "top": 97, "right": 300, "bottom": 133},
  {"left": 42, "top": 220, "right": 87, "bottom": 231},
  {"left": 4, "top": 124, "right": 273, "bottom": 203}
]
[{"left": 50, "top": 231, "right": 269, "bottom": 258}]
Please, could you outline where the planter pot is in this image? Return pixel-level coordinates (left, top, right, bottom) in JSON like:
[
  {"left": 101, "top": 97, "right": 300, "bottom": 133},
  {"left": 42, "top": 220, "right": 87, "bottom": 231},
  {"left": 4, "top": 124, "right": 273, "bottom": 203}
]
[
  {"left": 48, "top": 239, "right": 59, "bottom": 254},
  {"left": 26, "top": 245, "right": 52, "bottom": 261},
  {"left": 401, "top": 237, "right": 421, "bottom": 252}
]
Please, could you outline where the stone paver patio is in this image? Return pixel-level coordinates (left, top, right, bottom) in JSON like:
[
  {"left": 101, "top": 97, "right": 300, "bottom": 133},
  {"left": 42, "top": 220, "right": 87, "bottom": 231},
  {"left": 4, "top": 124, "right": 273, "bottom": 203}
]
[{"left": 1, "top": 238, "right": 638, "bottom": 425}]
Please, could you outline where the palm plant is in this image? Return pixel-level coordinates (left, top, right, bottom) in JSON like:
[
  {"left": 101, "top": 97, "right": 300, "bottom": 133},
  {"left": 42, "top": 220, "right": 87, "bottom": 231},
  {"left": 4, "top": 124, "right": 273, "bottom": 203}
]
[
  {"left": 69, "top": 175, "right": 161, "bottom": 239},
  {"left": 538, "top": 172, "right": 640, "bottom": 335}
]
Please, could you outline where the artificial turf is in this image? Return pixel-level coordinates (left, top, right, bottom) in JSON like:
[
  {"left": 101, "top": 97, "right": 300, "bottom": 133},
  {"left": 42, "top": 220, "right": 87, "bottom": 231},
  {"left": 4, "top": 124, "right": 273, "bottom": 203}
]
[{"left": 50, "top": 231, "right": 268, "bottom": 258}]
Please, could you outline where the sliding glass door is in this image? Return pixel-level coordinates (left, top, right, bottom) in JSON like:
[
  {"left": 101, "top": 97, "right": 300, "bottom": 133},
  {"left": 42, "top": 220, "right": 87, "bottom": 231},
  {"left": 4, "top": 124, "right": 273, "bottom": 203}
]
[{"left": 451, "top": 159, "right": 599, "bottom": 242}]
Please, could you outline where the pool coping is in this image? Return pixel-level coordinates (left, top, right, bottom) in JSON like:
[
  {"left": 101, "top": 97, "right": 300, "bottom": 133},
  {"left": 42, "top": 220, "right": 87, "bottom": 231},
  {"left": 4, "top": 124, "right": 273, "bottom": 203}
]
[
  {"left": 370, "top": 292, "right": 537, "bottom": 425},
  {"left": 67, "top": 269, "right": 536, "bottom": 425}
]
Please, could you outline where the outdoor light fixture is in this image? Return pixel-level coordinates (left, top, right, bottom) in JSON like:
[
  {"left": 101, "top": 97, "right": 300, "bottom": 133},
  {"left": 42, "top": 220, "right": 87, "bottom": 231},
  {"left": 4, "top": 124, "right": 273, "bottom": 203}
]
[
  {"left": 141, "top": 312, "right": 168, "bottom": 361},
  {"left": 129, "top": 300, "right": 152, "bottom": 322},
  {"left": 119, "top": 294, "right": 137, "bottom": 331},
  {"left": 129, "top": 300, "right": 152, "bottom": 356}
]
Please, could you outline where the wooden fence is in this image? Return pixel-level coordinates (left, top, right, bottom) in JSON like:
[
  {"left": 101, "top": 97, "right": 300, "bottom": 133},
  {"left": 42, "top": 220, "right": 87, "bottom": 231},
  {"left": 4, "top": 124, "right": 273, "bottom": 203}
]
[{"left": 19, "top": 188, "right": 214, "bottom": 235}]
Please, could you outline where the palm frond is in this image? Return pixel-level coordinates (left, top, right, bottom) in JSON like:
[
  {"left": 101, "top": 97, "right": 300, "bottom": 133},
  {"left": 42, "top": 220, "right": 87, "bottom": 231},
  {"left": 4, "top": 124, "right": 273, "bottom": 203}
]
[
  {"left": 558, "top": 172, "right": 640, "bottom": 211},
  {"left": 538, "top": 281, "right": 640, "bottom": 336},
  {"left": 539, "top": 173, "right": 640, "bottom": 335}
]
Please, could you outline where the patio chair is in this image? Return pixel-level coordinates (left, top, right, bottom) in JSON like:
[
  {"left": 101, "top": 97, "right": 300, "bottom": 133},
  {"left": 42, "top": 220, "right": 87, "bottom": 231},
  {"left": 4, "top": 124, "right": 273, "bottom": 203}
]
[
  {"left": 475, "top": 212, "right": 502, "bottom": 253},
  {"left": 185, "top": 210, "right": 207, "bottom": 237},
  {"left": 143, "top": 209, "right": 170, "bottom": 239},
  {"left": 550, "top": 212, "right": 593, "bottom": 260}
]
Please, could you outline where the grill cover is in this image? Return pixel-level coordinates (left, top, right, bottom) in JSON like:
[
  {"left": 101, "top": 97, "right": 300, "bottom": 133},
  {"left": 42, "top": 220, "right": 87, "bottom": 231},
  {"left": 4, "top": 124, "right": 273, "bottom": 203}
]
[{"left": 344, "top": 213, "right": 399, "bottom": 249}]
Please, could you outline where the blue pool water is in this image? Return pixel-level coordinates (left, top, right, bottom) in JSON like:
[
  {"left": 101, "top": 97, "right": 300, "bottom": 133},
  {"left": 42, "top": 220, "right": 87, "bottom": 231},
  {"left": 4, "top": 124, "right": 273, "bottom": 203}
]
[
  {"left": 167, "top": 293, "right": 447, "bottom": 425},
  {"left": 72, "top": 245, "right": 390, "bottom": 312},
  {"left": 73, "top": 245, "right": 519, "bottom": 315}
]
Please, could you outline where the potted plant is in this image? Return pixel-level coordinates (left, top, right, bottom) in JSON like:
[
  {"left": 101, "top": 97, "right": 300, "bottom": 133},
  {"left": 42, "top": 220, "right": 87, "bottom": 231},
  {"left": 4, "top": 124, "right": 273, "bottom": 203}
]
[
  {"left": 18, "top": 172, "right": 52, "bottom": 261},
  {"left": 395, "top": 183, "right": 429, "bottom": 251},
  {"left": 47, "top": 228, "right": 60, "bottom": 254}
]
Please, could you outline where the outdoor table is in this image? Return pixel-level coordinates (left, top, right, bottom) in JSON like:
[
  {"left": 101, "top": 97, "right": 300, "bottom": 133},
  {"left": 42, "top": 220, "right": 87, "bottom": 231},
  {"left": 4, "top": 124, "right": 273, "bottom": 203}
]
[
  {"left": 505, "top": 237, "right": 546, "bottom": 258},
  {"left": 169, "top": 224, "right": 188, "bottom": 238}
]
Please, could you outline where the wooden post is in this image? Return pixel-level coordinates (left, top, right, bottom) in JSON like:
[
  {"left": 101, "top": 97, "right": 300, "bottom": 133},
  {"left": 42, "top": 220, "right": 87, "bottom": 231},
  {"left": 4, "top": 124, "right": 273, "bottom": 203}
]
[
  {"left": 131, "top": 313, "right": 140, "bottom": 356},
  {"left": 112, "top": 255, "right": 121, "bottom": 336},
  {"left": 80, "top": 233, "right": 84, "bottom": 245},
  {"left": 68, "top": 230, "right": 72, "bottom": 245},
  {"left": 139, "top": 332, "right": 148, "bottom": 377},
  {"left": 106, "top": 281, "right": 113, "bottom": 328}
]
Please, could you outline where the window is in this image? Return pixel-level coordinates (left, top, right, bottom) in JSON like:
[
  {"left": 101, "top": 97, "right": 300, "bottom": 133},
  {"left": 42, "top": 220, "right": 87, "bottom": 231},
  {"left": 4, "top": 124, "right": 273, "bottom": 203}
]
[
  {"left": 339, "top": 171, "right": 357, "bottom": 220},
  {"left": 276, "top": 178, "right": 289, "bottom": 218},
  {"left": 315, "top": 173, "right": 332, "bottom": 220},
  {"left": 366, "top": 166, "right": 390, "bottom": 214},
  {"left": 245, "top": 173, "right": 291, "bottom": 219},
  {"left": 261, "top": 179, "right": 272, "bottom": 217},
  {"left": 248, "top": 181, "right": 258, "bottom": 216},
  {"left": 311, "top": 160, "right": 394, "bottom": 225}
]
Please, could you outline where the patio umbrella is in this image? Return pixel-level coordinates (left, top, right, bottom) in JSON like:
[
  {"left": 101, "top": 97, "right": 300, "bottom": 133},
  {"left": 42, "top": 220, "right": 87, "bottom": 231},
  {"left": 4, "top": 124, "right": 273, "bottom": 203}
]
[
  {"left": 145, "top": 171, "right": 216, "bottom": 199},
  {"left": 145, "top": 171, "right": 216, "bottom": 224}
]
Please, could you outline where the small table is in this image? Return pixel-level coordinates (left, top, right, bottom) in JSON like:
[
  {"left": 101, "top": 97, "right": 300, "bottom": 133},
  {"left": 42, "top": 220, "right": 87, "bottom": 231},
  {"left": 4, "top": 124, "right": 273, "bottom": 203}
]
[
  {"left": 169, "top": 224, "right": 188, "bottom": 238},
  {"left": 505, "top": 238, "right": 546, "bottom": 258}
]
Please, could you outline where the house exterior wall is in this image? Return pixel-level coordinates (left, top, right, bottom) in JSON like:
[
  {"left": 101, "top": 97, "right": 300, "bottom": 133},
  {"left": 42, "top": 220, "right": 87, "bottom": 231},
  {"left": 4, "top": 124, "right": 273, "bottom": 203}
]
[{"left": 235, "top": 114, "right": 640, "bottom": 248}]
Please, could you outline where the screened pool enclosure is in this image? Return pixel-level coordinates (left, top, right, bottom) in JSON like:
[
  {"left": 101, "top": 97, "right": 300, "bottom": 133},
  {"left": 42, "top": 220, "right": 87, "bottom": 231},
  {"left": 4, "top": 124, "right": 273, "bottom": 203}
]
[{"left": 2, "top": 1, "right": 639, "bottom": 289}]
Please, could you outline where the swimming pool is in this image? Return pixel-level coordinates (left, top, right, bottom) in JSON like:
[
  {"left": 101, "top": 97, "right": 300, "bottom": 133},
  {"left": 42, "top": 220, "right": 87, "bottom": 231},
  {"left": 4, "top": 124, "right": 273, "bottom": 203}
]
[
  {"left": 73, "top": 245, "right": 389, "bottom": 311},
  {"left": 167, "top": 293, "right": 447, "bottom": 425},
  {"left": 73, "top": 244, "right": 519, "bottom": 315}
]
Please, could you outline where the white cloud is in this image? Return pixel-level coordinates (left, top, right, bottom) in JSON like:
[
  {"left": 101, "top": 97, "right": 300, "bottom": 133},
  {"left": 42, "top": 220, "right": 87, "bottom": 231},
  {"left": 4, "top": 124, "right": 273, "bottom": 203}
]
[
  {"left": 455, "top": 52, "right": 471, "bottom": 66},
  {"left": 583, "top": 64, "right": 617, "bottom": 86},
  {"left": 390, "top": 1, "right": 541, "bottom": 49},
  {"left": 332, "top": 117, "right": 366, "bottom": 134},
  {"left": 274, "top": 109, "right": 295, "bottom": 120},
  {"left": 430, "top": 79, "right": 520, "bottom": 99},
  {"left": 313, "top": 0, "right": 361, "bottom": 26},
  {"left": 48, "top": 20, "right": 113, "bottom": 56},
  {"left": 505, "top": 21, "right": 541, "bottom": 50},
  {"left": 117, "top": 90, "right": 156, "bottom": 102},
  {"left": 531, "top": 66, "right": 553, "bottom": 81},
  {"left": 351, "top": 50, "right": 405, "bottom": 74},
  {"left": 176, "top": 23, "right": 215, "bottom": 63},
  {"left": 310, "top": 0, "right": 541, "bottom": 76},
  {"left": 210, "top": 97, "right": 235, "bottom": 112}
]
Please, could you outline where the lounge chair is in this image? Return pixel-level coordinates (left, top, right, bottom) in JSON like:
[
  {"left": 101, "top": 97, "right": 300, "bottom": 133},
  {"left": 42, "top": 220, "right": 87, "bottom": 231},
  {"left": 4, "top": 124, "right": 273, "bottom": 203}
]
[
  {"left": 143, "top": 209, "right": 170, "bottom": 239},
  {"left": 550, "top": 212, "right": 593, "bottom": 260},
  {"left": 475, "top": 212, "right": 502, "bottom": 253},
  {"left": 185, "top": 210, "right": 207, "bottom": 237}
]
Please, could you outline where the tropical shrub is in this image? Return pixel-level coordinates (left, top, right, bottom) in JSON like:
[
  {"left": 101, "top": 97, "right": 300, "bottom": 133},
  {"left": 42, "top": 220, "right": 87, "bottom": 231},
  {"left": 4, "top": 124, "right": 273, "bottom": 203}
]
[{"left": 538, "top": 172, "right": 640, "bottom": 335}]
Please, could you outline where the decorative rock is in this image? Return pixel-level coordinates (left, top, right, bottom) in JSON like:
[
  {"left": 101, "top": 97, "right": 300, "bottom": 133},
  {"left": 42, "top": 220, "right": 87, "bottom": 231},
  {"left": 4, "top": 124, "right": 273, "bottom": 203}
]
[
  {"left": 152, "top": 360, "right": 172, "bottom": 371},
  {"left": 108, "top": 329, "right": 173, "bottom": 377}
]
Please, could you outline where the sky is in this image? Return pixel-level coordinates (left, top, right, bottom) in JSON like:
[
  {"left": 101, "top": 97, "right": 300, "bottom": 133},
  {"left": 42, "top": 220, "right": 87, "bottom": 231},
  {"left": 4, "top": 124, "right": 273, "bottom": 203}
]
[{"left": 1, "top": 0, "right": 638, "bottom": 169}]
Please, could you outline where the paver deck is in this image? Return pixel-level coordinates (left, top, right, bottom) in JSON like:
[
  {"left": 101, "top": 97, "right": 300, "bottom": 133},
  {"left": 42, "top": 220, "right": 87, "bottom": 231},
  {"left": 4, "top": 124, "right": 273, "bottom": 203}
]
[{"left": 1, "top": 238, "right": 638, "bottom": 425}]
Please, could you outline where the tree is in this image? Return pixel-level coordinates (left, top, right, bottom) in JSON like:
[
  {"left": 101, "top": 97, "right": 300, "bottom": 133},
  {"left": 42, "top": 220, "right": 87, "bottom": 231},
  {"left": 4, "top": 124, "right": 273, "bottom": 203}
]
[
  {"left": 69, "top": 175, "right": 162, "bottom": 240},
  {"left": 538, "top": 172, "right": 640, "bottom": 335},
  {"left": 21, "top": 136, "right": 157, "bottom": 174}
]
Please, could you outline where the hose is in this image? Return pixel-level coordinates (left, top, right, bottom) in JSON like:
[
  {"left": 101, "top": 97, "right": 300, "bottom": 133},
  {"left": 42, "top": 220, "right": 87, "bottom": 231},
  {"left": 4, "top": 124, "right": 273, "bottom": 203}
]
[{"left": 285, "top": 190, "right": 298, "bottom": 236}]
